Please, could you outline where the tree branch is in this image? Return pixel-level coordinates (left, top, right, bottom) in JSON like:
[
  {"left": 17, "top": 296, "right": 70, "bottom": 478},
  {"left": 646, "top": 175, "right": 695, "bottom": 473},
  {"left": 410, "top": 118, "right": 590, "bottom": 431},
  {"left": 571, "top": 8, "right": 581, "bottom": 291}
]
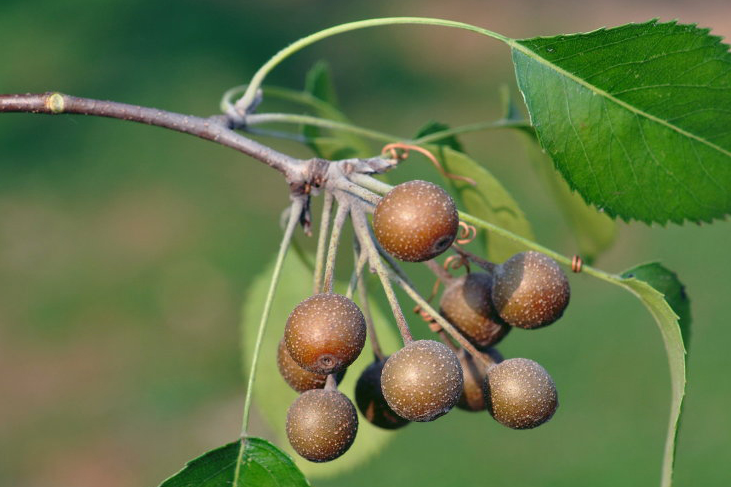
[{"left": 0, "top": 92, "right": 304, "bottom": 179}]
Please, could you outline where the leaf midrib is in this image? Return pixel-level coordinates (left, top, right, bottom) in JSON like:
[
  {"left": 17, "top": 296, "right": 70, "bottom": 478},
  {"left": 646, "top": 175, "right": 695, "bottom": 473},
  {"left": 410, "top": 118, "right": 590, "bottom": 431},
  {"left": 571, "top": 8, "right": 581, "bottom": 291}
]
[{"left": 509, "top": 40, "right": 731, "bottom": 160}]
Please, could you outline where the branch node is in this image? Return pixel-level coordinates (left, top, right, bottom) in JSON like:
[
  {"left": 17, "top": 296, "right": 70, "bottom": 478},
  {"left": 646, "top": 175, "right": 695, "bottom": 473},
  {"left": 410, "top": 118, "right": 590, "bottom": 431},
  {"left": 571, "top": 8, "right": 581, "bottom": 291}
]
[{"left": 46, "top": 93, "right": 65, "bottom": 114}]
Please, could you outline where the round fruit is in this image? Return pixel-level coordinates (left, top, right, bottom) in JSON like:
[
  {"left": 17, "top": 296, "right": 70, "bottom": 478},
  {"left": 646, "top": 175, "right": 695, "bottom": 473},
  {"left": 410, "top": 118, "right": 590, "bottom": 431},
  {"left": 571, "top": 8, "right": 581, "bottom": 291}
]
[
  {"left": 491, "top": 251, "right": 570, "bottom": 329},
  {"left": 285, "top": 293, "right": 366, "bottom": 375},
  {"left": 286, "top": 389, "right": 358, "bottom": 462},
  {"left": 440, "top": 273, "right": 510, "bottom": 349},
  {"left": 277, "top": 339, "right": 345, "bottom": 393},
  {"left": 355, "top": 358, "right": 409, "bottom": 430},
  {"left": 372, "top": 180, "right": 459, "bottom": 262},
  {"left": 457, "top": 348, "right": 503, "bottom": 412},
  {"left": 381, "top": 340, "right": 463, "bottom": 422},
  {"left": 485, "top": 357, "right": 558, "bottom": 429}
]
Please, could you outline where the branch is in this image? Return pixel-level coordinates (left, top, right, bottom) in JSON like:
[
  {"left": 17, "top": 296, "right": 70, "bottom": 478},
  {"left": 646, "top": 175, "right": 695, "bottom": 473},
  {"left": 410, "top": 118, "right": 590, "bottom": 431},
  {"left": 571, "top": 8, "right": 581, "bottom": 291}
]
[{"left": 0, "top": 92, "right": 304, "bottom": 179}]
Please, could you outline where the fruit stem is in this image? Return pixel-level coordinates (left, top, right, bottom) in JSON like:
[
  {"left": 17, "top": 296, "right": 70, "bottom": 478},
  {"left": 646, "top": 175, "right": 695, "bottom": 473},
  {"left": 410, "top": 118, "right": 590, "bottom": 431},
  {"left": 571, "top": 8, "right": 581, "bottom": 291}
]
[
  {"left": 332, "top": 178, "right": 382, "bottom": 206},
  {"left": 325, "top": 374, "right": 338, "bottom": 391},
  {"left": 313, "top": 192, "right": 334, "bottom": 294},
  {"left": 322, "top": 201, "right": 350, "bottom": 293},
  {"left": 424, "top": 259, "right": 454, "bottom": 282},
  {"left": 351, "top": 206, "right": 413, "bottom": 344},
  {"left": 389, "top": 269, "right": 495, "bottom": 369},
  {"left": 459, "top": 212, "right": 619, "bottom": 285},
  {"left": 452, "top": 244, "right": 497, "bottom": 273},
  {"left": 355, "top": 246, "right": 386, "bottom": 361},
  {"left": 346, "top": 246, "right": 369, "bottom": 300},
  {"left": 350, "top": 173, "right": 620, "bottom": 285},
  {"left": 350, "top": 173, "right": 393, "bottom": 195},
  {"left": 437, "top": 329, "right": 460, "bottom": 354},
  {"left": 234, "top": 197, "right": 304, "bottom": 484}
]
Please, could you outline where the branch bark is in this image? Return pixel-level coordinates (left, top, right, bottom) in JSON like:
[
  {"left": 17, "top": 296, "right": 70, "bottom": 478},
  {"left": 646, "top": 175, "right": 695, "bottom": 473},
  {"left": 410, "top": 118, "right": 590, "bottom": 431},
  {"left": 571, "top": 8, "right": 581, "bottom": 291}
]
[{"left": 0, "top": 92, "right": 304, "bottom": 180}]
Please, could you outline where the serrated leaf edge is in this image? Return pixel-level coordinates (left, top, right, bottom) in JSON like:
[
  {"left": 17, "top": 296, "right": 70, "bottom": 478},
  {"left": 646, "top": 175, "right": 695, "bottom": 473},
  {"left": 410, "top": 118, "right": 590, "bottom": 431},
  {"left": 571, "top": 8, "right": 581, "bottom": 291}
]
[{"left": 511, "top": 19, "right": 731, "bottom": 224}]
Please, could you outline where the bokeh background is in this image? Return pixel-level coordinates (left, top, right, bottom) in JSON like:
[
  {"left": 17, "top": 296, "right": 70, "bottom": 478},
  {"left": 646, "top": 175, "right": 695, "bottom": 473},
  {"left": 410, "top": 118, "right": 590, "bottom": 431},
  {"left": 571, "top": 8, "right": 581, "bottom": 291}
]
[{"left": 1, "top": 1, "right": 730, "bottom": 486}]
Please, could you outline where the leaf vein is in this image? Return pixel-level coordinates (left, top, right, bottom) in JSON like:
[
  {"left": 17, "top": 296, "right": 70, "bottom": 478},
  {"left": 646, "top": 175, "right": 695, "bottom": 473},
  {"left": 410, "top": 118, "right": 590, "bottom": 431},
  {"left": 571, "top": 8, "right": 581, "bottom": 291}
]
[
  {"left": 689, "top": 140, "right": 727, "bottom": 201},
  {"left": 544, "top": 29, "right": 660, "bottom": 64},
  {"left": 510, "top": 42, "right": 731, "bottom": 160},
  {"left": 612, "top": 84, "right": 731, "bottom": 96},
  {"left": 634, "top": 112, "right": 711, "bottom": 215},
  {"left": 562, "top": 75, "right": 604, "bottom": 202},
  {"left": 603, "top": 97, "right": 647, "bottom": 214}
]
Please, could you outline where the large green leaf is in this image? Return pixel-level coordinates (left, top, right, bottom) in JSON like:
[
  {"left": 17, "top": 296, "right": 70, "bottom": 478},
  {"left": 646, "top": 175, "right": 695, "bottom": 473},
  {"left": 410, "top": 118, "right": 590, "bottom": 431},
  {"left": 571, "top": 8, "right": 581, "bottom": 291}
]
[
  {"left": 240, "top": 252, "right": 401, "bottom": 479},
  {"left": 511, "top": 20, "right": 731, "bottom": 224},
  {"left": 619, "top": 263, "right": 691, "bottom": 487},
  {"left": 431, "top": 145, "right": 535, "bottom": 262},
  {"left": 159, "top": 438, "right": 309, "bottom": 487}
]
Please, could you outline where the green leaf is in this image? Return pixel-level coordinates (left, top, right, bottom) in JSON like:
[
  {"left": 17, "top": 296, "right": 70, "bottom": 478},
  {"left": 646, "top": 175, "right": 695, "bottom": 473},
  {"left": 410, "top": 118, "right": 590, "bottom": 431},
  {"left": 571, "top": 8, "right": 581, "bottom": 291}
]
[
  {"left": 619, "top": 263, "right": 691, "bottom": 487},
  {"left": 521, "top": 132, "right": 617, "bottom": 262},
  {"left": 302, "top": 62, "right": 373, "bottom": 159},
  {"left": 415, "top": 120, "right": 464, "bottom": 152},
  {"left": 431, "top": 145, "right": 534, "bottom": 262},
  {"left": 304, "top": 60, "right": 340, "bottom": 107},
  {"left": 240, "top": 252, "right": 401, "bottom": 479},
  {"left": 159, "top": 438, "right": 309, "bottom": 487},
  {"left": 621, "top": 262, "right": 692, "bottom": 348},
  {"left": 511, "top": 20, "right": 731, "bottom": 224}
]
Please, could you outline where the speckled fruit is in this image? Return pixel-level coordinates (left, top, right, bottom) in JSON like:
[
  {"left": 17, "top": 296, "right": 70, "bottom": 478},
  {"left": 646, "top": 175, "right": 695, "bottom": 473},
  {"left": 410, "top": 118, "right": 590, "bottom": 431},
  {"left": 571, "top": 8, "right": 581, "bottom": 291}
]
[
  {"left": 491, "top": 251, "right": 570, "bottom": 329},
  {"left": 285, "top": 293, "right": 366, "bottom": 375},
  {"left": 355, "top": 358, "right": 410, "bottom": 430},
  {"left": 286, "top": 389, "right": 358, "bottom": 462},
  {"left": 440, "top": 273, "right": 510, "bottom": 349},
  {"left": 372, "top": 180, "right": 459, "bottom": 262},
  {"left": 457, "top": 348, "right": 503, "bottom": 412},
  {"left": 381, "top": 340, "right": 463, "bottom": 422},
  {"left": 485, "top": 357, "right": 558, "bottom": 429},
  {"left": 277, "top": 339, "right": 345, "bottom": 393}
]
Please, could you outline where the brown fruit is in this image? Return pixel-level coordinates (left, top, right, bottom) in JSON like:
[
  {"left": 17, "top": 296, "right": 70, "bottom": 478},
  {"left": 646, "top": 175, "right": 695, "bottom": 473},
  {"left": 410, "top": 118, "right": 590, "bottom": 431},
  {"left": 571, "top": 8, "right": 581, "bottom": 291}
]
[
  {"left": 277, "top": 339, "right": 345, "bottom": 393},
  {"left": 284, "top": 293, "right": 366, "bottom": 375},
  {"left": 380, "top": 340, "right": 463, "bottom": 422},
  {"left": 354, "top": 358, "right": 409, "bottom": 430},
  {"left": 372, "top": 180, "right": 459, "bottom": 262},
  {"left": 457, "top": 348, "right": 503, "bottom": 412},
  {"left": 491, "top": 251, "right": 570, "bottom": 329},
  {"left": 485, "top": 357, "right": 558, "bottom": 429},
  {"left": 286, "top": 389, "right": 358, "bottom": 462},
  {"left": 440, "top": 273, "right": 510, "bottom": 349}
]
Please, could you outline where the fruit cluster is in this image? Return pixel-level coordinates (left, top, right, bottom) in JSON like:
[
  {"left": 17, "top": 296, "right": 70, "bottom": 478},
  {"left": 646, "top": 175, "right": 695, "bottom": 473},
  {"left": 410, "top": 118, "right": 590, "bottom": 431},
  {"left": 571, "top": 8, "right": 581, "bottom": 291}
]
[{"left": 277, "top": 180, "right": 570, "bottom": 462}]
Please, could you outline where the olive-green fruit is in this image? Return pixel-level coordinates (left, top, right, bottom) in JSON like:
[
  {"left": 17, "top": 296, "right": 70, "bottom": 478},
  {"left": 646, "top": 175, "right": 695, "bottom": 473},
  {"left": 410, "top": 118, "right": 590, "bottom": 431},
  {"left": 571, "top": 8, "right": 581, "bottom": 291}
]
[
  {"left": 355, "top": 358, "right": 409, "bottom": 430},
  {"left": 457, "top": 348, "right": 503, "bottom": 412},
  {"left": 285, "top": 293, "right": 366, "bottom": 375},
  {"left": 485, "top": 357, "right": 558, "bottom": 429},
  {"left": 440, "top": 273, "right": 510, "bottom": 349},
  {"left": 491, "top": 251, "right": 570, "bottom": 329},
  {"left": 373, "top": 180, "right": 459, "bottom": 262},
  {"left": 381, "top": 340, "right": 463, "bottom": 422},
  {"left": 277, "top": 339, "right": 345, "bottom": 393},
  {"left": 286, "top": 389, "right": 358, "bottom": 462}
]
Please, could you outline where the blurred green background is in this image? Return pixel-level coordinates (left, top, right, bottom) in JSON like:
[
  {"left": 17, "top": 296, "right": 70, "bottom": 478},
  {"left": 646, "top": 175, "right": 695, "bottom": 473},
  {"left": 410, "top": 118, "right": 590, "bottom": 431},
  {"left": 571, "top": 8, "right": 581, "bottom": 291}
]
[{"left": 1, "top": 1, "right": 730, "bottom": 486}]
